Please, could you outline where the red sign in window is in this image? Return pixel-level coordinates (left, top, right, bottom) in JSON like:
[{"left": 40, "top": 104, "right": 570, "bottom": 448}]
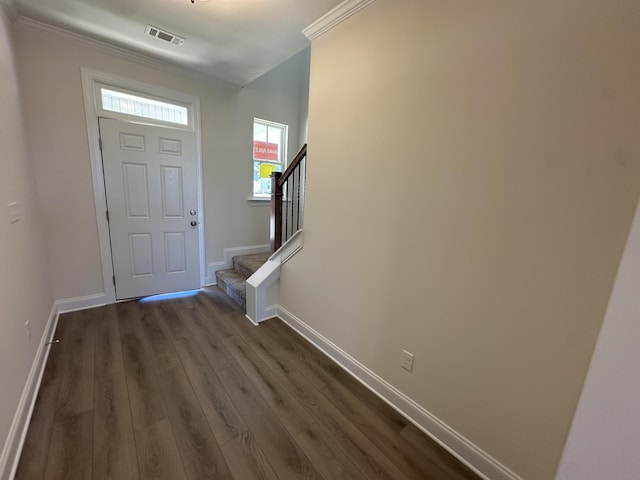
[{"left": 253, "top": 141, "right": 279, "bottom": 161}]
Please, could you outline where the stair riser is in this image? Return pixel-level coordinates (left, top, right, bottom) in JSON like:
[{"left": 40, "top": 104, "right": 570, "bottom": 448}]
[
  {"left": 215, "top": 272, "right": 247, "bottom": 309},
  {"left": 232, "top": 259, "right": 254, "bottom": 279},
  {"left": 224, "top": 285, "right": 246, "bottom": 309},
  {"left": 216, "top": 274, "right": 230, "bottom": 297}
]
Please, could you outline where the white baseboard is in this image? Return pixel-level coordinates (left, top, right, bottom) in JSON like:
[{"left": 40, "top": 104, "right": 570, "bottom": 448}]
[
  {"left": 0, "top": 303, "right": 59, "bottom": 480},
  {"left": 276, "top": 305, "right": 524, "bottom": 480},
  {"left": 205, "top": 262, "right": 225, "bottom": 286},
  {"left": 205, "top": 243, "right": 270, "bottom": 285},
  {"left": 55, "top": 293, "right": 106, "bottom": 313},
  {"left": 261, "top": 304, "right": 279, "bottom": 320}
]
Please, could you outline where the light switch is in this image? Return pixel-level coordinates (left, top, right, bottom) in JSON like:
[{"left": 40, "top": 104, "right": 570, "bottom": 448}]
[{"left": 8, "top": 201, "right": 20, "bottom": 224}]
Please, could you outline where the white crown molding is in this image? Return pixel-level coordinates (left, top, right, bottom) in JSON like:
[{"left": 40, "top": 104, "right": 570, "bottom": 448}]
[
  {"left": 15, "top": 16, "right": 240, "bottom": 91},
  {"left": 0, "top": 0, "right": 18, "bottom": 23},
  {"left": 303, "top": 0, "right": 375, "bottom": 41}
]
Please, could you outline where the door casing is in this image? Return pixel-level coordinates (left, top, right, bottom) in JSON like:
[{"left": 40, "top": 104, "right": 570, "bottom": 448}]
[{"left": 81, "top": 68, "right": 205, "bottom": 304}]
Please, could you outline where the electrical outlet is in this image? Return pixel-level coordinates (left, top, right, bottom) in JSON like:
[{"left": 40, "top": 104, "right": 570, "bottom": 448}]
[
  {"left": 25, "top": 320, "right": 31, "bottom": 339},
  {"left": 401, "top": 350, "right": 414, "bottom": 372}
]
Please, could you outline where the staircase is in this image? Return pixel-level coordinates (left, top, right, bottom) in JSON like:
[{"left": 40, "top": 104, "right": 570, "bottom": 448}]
[
  {"left": 218, "top": 144, "right": 307, "bottom": 315},
  {"left": 215, "top": 252, "right": 270, "bottom": 309}
]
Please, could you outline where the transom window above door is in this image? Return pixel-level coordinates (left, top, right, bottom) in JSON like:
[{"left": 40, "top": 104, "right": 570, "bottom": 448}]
[{"left": 95, "top": 84, "right": 193, "bottom": 129}]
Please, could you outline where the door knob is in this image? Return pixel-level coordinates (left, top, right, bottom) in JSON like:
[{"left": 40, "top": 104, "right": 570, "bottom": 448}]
[{"left": 190, "top": 220, "right": 198, "bottom": 227}]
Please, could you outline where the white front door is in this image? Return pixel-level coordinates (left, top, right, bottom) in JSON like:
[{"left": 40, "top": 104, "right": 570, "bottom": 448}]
[{"left": 100, "top": 117, "right": 200, "bottom": 300}]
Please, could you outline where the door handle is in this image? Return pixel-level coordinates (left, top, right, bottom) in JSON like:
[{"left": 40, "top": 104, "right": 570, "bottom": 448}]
[{"left": 190, "top": 220, "right": 198, "bottom": 227}]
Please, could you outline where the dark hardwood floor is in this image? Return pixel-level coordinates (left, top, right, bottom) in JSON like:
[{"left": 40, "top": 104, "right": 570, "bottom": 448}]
[{"left": 15, "top": 287, "right": 481, "bottom": 480}]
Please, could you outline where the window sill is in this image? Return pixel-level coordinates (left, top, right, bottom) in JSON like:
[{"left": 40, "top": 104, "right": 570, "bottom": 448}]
[{"left": 247, "top": 197, "right": 271, "bottom": 206}]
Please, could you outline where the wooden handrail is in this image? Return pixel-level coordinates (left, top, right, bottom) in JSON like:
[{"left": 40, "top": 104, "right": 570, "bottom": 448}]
[
  {"left": 271, "top": 144, "right": 307, "bottom": 252},
  {"left": 277, "top": 144, "right": 307, "bottom": 188}
]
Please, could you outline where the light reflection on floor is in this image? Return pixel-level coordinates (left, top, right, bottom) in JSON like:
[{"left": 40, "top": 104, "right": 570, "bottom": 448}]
[{"left": 138, "top": 289, "right": 200, "bottom": 303}]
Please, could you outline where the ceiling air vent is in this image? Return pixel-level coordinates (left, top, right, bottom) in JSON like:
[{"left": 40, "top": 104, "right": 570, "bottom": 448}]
[{"left": 145, "top": 25, "right": 185, "bottom": 46}]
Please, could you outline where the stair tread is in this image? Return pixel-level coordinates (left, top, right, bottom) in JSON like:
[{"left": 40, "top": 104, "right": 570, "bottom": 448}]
[{"left": 233, "top": 252, "right": 270, "bottom": 276}]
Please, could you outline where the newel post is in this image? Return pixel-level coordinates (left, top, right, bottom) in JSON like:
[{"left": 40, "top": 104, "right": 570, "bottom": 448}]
[{"left": 270, "top": 171, "right": 283, "bottom": 252}]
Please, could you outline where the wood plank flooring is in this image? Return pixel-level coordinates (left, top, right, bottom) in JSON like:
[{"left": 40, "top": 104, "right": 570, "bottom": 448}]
[{"left": 15, "top": 287, "right": 481, "bottom": 480}]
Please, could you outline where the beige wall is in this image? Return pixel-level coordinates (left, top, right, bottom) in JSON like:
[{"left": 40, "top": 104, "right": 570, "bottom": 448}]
[
  {"left": 0, "top": 7, "right": 53, "bottom": 464},
  {"left": 14, "top": 21, "right": 309, "bottom": 300},
  {"left": 279, "top": 0, "right": 640, "bottom": 478}
]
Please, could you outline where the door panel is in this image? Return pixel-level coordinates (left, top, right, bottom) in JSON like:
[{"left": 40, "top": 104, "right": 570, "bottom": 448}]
[
  {"left": 159, "top": 137, "right": 182, "bottom": 155},
  {"left": 164, "top": 232, "right": 187, "bottom": 273},
  {"left": 123, "top": 163, "right": 150, "bottom": 217},
  {"left": 100, "top": 117, "right": 200, "bottom": 299},
  {"left": 129, "top": 233, "right": 153, "bottom": 276},
  {"left": 120, "top": 133, "right": 146, "bottom": 151},
  {"left": 160, "top": 166, "right": 184, "bottom": 218}
]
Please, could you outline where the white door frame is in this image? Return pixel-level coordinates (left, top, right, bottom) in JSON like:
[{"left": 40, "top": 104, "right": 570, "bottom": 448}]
[{"left": 81, "top": 68, "right": 205, "bottom": 304}]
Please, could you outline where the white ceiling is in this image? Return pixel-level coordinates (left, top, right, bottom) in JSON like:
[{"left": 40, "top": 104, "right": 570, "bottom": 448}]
[{"left": 12, "top": 0, "right": 343, "bottom": 86}]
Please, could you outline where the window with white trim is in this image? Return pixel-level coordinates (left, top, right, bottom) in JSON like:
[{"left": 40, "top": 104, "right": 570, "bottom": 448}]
[
  {"left": 96, "top": 84, "right": 192, "bottom": 129},
  {"left": 253, "top": 118, "right": 288, "bottom": 197}
]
